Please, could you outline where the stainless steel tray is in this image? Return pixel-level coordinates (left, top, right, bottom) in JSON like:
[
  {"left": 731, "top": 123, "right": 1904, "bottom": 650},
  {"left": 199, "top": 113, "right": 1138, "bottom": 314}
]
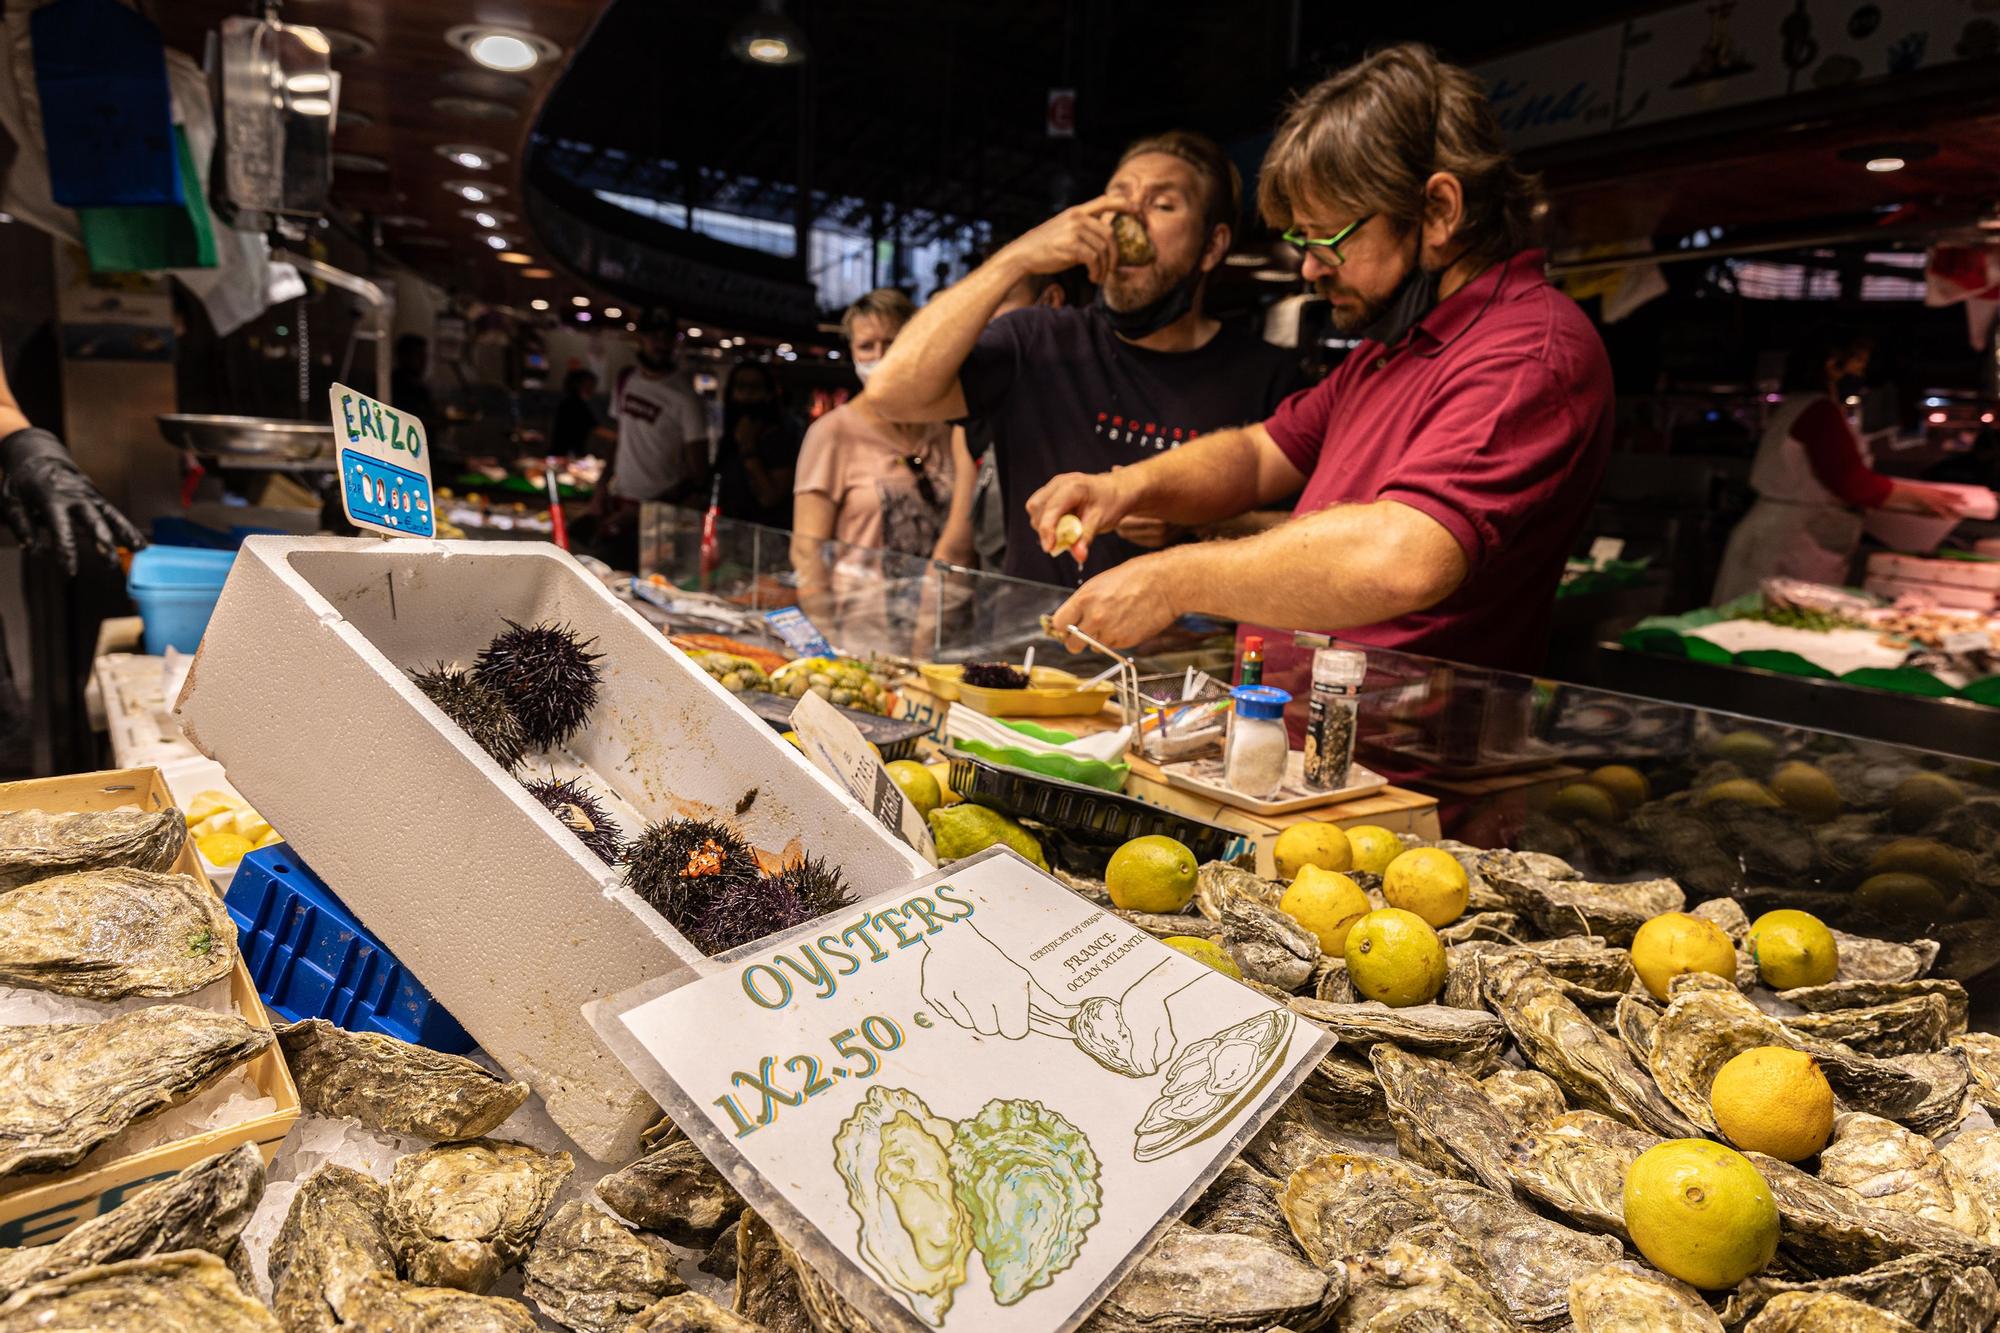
[{"left": 158, "top": 414, "right": 334, "bottom": 462}]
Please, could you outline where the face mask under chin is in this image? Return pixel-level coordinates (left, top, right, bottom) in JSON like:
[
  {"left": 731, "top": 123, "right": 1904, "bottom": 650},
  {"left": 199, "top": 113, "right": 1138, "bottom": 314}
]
[
  {"left": 1096, "top": 261, "right": 1204, "bottom": 340},
  {"left": 1357, "top": 235, "right": 1446, "bottom": 348},
  {"left": 853, "top": 358, "right": 879, "bottom": 384}
]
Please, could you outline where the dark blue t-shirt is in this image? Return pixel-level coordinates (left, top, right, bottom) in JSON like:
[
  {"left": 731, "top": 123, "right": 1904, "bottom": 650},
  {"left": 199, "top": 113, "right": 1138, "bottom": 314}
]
[{"left": 959, "top": 305, "right": 1303, "bottom": 587}]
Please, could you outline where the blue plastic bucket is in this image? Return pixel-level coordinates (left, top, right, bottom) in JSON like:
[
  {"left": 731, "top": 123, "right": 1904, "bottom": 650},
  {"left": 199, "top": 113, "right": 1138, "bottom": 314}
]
[{"left": 127, "top": 545, "right": 236, "bottom": 655}]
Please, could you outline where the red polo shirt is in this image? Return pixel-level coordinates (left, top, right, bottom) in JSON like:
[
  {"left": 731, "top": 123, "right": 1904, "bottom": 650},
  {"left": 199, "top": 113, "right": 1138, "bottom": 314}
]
[{"left": 1247, "top": 248, "right": 1612, "bottom": 682}]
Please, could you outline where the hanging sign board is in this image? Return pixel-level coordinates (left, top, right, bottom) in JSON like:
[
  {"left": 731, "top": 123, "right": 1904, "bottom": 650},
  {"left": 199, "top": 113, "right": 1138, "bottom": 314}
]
[
  {"left": 590, "top": 848, "right": 1329, "bottom": 1333},
  {"left": 330, "top": 382, "right": 434, "bottom": 539}
]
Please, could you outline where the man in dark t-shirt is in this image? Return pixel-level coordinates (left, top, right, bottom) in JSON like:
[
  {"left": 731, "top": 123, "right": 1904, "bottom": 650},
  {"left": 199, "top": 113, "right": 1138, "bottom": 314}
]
[{"left": 866, "top": 130, "right": 1301, "bottom": 587}]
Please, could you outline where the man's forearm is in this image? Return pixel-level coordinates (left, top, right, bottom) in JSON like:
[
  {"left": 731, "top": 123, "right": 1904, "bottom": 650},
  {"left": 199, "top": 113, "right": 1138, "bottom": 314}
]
[
  {"left": 865, "top": 256, "right": 1031, "bottom": 420},
  {"left": 1117, "top": 428, "right": 1269, "bottom": 528}
]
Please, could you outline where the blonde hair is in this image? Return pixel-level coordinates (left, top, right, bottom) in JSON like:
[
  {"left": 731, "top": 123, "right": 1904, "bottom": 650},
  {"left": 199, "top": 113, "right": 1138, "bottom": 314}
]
[
  {"left": 1258, "top": 43, "right": 1543, "bottom": 264},
  {"left": 840, "top": 287, "right": 916, "bottom": 342}
]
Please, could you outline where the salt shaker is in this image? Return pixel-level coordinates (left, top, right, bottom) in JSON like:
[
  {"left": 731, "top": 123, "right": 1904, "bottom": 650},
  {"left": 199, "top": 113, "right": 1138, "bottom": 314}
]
[
  {"left": 1303, "top": 648, "right": 1366, "bottom": 790},
  {"left": 1224, "top": 685, "right": 1292, "bottom": 800}
]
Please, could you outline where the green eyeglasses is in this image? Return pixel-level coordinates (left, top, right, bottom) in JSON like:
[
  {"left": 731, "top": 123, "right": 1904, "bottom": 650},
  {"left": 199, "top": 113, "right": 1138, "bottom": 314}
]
[{"left": 1281, "top": 214, "right": 1373, "bottom": 265}]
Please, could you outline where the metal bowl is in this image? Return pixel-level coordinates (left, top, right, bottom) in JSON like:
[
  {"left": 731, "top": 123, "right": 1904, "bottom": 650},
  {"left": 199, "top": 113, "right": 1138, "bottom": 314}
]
[{"left": 157, "top": 414, "right": 335, "bottom": 462}]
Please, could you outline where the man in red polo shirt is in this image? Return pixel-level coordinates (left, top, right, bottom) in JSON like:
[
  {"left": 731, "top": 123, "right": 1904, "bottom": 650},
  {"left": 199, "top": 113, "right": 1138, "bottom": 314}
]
[{"left": 1029, "top": 44, "right": 1612, "bottom": 677}]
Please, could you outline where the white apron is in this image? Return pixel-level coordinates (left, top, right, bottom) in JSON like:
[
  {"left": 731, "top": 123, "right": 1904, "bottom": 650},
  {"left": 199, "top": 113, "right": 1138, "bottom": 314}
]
[{"left": 1712, "top": 395, "right": 1867, "bottom": 603}]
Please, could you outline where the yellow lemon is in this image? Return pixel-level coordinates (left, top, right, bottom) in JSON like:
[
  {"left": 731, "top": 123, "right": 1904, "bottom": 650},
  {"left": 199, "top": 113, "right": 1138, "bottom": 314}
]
[
  {"left": 1710, "top": 1047, "right": 1835, "bottom": 1161},
  {"left": 927, "top": 761, "right": 961, "bottom": 806},
  {"left": 1705, "top": 730, "right": 1779, "bottom": 776},
  {"left": 885, "top": 760, "right": 942, "bottom": 822},
  {"left": 1273, "top": 822, "right": 1352, "bottom": 881},
  {"left": 1853, "top": 872, "right": 1949, "bottom": 921},
  {"left": 1161, "top": 936, "right": 1242, "bottom": 979},
  {"left": 1696, "top": 779, "right": 1782, "bottom": 811},
  {"left": 1343, "top": 908, "right": 1448, "bottom": 1008},
  {"left": 1054, "top": 514, "right": 1086, "bottom": 550},
  {"left": 1867, "top": 838, "right": 1971, "bottom": 891},
  {"left": 1745, "top": 910, "right": 1838, "bottom": 990},
  {"left": 1769, "top": 762, "right": 1841, "bottom": 825},
  {"left": 1623, "top": 1139, "right": 1779, "bottom": 1289},
  {"left": 1892, "top": 772, "right": 1965, "bottom": 833},
  {"left": 1588, "top": 765, "right": 1651, "bottom": 811},
  {"left": 1105, "top": 835, "right": 1199, "bottom": 913},
  {"left": 1279, "top": 866, "right": 1373, "bottom": 955},
  {"left": 197, "top": 832, "right": 255, "bottom": 868},
  {"left": 1344, "top": 825, "right": 1406, "bottom": 876},
  {"left": 1631, "top": 912, "right": 1738, "bottom": 1001},
  {"left": 1548, "top": 782, "right": 1622, "bottom": 824},
  {"left": 1381, "top": 848, "right": 1469, "bottom": 928}
]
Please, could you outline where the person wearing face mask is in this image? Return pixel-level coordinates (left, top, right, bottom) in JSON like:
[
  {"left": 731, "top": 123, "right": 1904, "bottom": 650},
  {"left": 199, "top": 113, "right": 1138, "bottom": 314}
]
[
  {"left": 1712, "top": 333, "right": 1978, "bottom": 603},
  {"left": 1024, "top": 45, "right": 1613, "bottom": 681},
  {"left": 862, "top": 131, "right": 1302, "bottom": 588},
  {"left": 965, "top": 263, "right": 1072, "bottom": 572},
  {"left": 713, "top": 360, "right": 801, "bottom": 529},
  {"left": 605, "top": 309, "right": 709, "bottom": 507}
]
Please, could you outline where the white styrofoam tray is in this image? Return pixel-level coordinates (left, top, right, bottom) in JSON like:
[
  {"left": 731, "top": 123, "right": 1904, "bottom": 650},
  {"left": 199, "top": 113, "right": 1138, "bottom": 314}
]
[
  {"left": 1160, "top": 752, "right": 1389, "bottom": 816},
  {"left": 176, "top": 537, "right": 927, "bottom": 1161}
]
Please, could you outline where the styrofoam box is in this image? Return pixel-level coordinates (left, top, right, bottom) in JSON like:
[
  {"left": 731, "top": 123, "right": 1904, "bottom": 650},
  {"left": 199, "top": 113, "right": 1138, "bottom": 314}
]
[
  {"left": 1865, "top": 551, "right": 2000, "bottom": 592},
  {"left": 176, "top": 538, "right": 928, "bottom": 1161}
]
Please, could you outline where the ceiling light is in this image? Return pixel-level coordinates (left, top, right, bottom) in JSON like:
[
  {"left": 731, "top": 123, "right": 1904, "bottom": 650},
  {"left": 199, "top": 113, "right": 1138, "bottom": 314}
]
[
  {"left": 1838, "top": 140, "right": 1936, "bottom": 173},
  {"left": 686, "top": 327, "right": 703, "bottom": 338},
  {"left": 448, "top": 25, "right": 561, "bottom": 73},
  {"left": 446, "top": 180, "right": 505, "bottom": 202},
  {"left": 731, "top": 0, "right": 807, "bottom": 66},
  {"left": 437, "top": 143, "right": 507, "bottom": 171},
  {"left": 531, "top": 298, "right": 550, "bottom": 311},
  {"left": 777, "top": 343, "right": 792, "bottom": 352},
  {"left": 291, "top": 97, "right": 333, "bottom": 117},
  {"left": 1224, "top": 253, "right": 1270, "bottom": 267},
  {"left": 289, "top": 25, "right": 331, "bottom": 55},
  {"left": 1252, "top": 268, "right": 1298, "bottom": 282},
  {"left": 460, "top": 208, "right": 516, "bottom": 228},
  {"left": 604, "top": 307, "right": 622, "bottom": 319},
  {"left": 571, "top": 295, "right": 590, "bottom": 307},
  {"left": 473, "top": 212, "right": 498, "bottom": 228},
  {"left": 522, "top": 267, "right": 552, "bottom": 279},
  {"left": 827, "top": 349, "right": 840, "bottom": 359},
  {"left": 484, "top": 234, "right": 513, "bottom": 250},
  {"left": 1983, "top": 413, "right": 1995, "bottom": 424},
  {"left": 577, "top": 310, "right": 592, "bottom": 322},
  {"left": 285, "top": 72, "right": 332, "bottom": 94},
  {"left": 1866, "top": 157, "right": 1905, "bottom": 173},
  {"left": 497, "top": 251, "right": 534, "bottom": 265},
  {"left": 626, "top": 322, "right": 637, "bottom": 331},
  {"left": 1929, "top": 412, "right": 1948, "bottom": 424}
]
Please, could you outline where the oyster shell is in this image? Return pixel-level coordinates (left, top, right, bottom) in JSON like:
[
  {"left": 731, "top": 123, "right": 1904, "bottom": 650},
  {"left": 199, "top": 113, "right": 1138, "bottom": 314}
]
[
  {"left": 0, "top": 1144, "right": 263, "bottom": 1299},
  {"left": 1742, "top": 1290, "right": 1921, "bottom": 1331},
  {"left": 1668, "top": 971, "right": 1741, "bottom": 997},
  {"left": 1778, "top": 978, "right": 1970, "bottom": 1034},
  {"left": 0, "top": 869, "right": 233, "bottom": 999},
  {"left": 1115, "top": 910, "right": 1220, "bottom": 941},
  {"left": 1524, "top": 937, "right": 1638, "bottom": 992},
  {"left": 1309, "top": 954, "right": 1355, "bottom": 1002},
  {"left": 1298, "top": 1050, "right": 1386, "bottom": 1128},
  {"left": 1784, "top": 995, "right": 1954, "bottom": 1056},
  {"left": 0, "top": 808, "right": 186, "bottom": 892},
  {"left": 1437, "top": 910, "right": 1523, "bottom": 945},
  {"left": 1954, "top": 1032, "right": 2000, "bottom": 1114},
  {"left": 1339, "top": 1233, "right": 1517, "bottom": 1331},
  {"left": 1219, "top": 901, "right": 1316, "bottom": 991},
  {"left": 1833, "top": 931, "right": 1939, "bottom": 982},
  {"left": 1648, "top": 989, "right": 1930, "bottom": 1131},
  {"left": 331, "top": 1273, "right": 539, "bottom": 1330},
  {"left": 1504, "top": 1110, "right": 1653, "bottom": 1236},
  {"left": 1886, "top": 1047, "right": 1977, "bottom": 1138},
  {"left": 1939, "top": 1127, "right": 2000, "bottom": 1234},
  {"left": 1616, "top": 994, "right": 1661, "bottom": 1066},
  {"left": 1720, "top": 1254, "right": 1961, "bottom": 1329},
  {"left": 951, "top": 1097, "right": 1101, "bottom": 1305},
  {"left": 1480, "top": 858, "right": 1683, "bottom": 943},
  {"left": 1428, "top": 1179, "right": 1621, "bottom": 1325},
  {"left": 628, "top": 1290, "right": 765, "bottom": 1332},
  {"left": 1816, "top": 1112, "right": 1997, "bottom": 1243},
  {"left": 597, "top": 1137, "right": 744, "bottom": 1248},
  {"left": 734, "top": 1210, "right": 813, "bottom": 1333},
  {"left": 1183, "top": 1159, "right": 1297, "bottom": 1253},
  {"left": 1483, "top": 952, "right": 1704, "bottom": 1137},
  {"left": 1931, "top": 1265, "right": 2000, "bottom": 1333},
  {"left": 1278, "top": 1150, "right": 1437, "bottom": 1268},
  {"left": 0, "top": 1250, "right": 275, "bottom": 1331},
  {"left": 1748, "top": 1151, "right": 2000, "bottom": 1275},
  {"left": 1367, "top": 1045, "right": 1519, "bottom": 1196},
  {"left": 829, "top": 1086, "right": 971, "bottom": 1324},
  {"left": 276, "top": 1019, "right": 529, "bottom": 1141},
  {"left": 1076, "top": 1223, "right": 1341, "bottom": 1332},
  {"left": 1110, "top": 212, "right": 1155, "bottom": 267},
  {"left": 1288, "top": 998, "right": 1506, "bottom": 1071},
  {"left": 1479, "top": 1067, "right": 1565, "bottom": 1129},
  {"left": 0, "top": 1006, "right": 271, "bottom": 1178},
  {"left": 1195, "top": 861, "right": 1282, "bottom": 920},
  {"left": 1692, "top": 896, "right": 1751, "bottom": 933},
  {"left": 1440, "top": 946, "right": 1491, "bottom": 1011},
  {"left": 521, "top": 1200, "right": 682, "bottom": 1333},
  {"left": 698, "top": 1220, "right": 739, "bottom": 1283},
  {"left": 269, "top": 1164, "right": 397, "bottom": 1333},
  {"left": 1243, "top": 1092, "right": 1354, "bottom": 1182},
  {"left": 1568, "top": 1259, "right": 1723, "bottom": 1332},
  {"left": 384, "top": 1138, "right": 574, "bottom": 1292},
  {"left": 780, "top": 1231, "right": 873, "bottom": 1333}
]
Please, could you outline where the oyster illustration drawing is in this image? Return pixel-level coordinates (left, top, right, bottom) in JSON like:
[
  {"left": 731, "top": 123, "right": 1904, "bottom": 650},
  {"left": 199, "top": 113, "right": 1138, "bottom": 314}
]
[
  {"left": 1747, "top": 1151, "right": 2000, "bottom": 1274},
  {"left": 1367, "top": 1045, "right": 1519, "bottom": 1196},
  {"left": 1133, "top": 1008, "right": 1292, "bottom": 1161},
  {"left": 1278, "top": 1150, "right": 1438, "bottom": 1267},
  {"left": 1184, "top": 1159, "right": 1296, "bottom": 1252},
  {"left": 0, "top": 1143, "right": 263, "bottom": 1299},
  {"left": 522, "top": 1200, "right": 684, "bottom": 1333},
  {"left": 0, "top": 1005, "right": 270, "bottom": 1178},
  {"left": 1483, "top": 952, "right": 1704, "bottom": 1138},
  {"left": 1480, "top": 1067, "right": 1565, "bottom": 1129},
  {"left": 0, "top": 1250, "right": 276, "bottom": 1331},
  {"left": 1817, "top": 1112, "right": 1998, "bottom": 1243},
  {"left": 1077, "top": 1224, "right": 1341, "bottom": 1332},
  {"left": 830, "top": 1086, "right": 971, "bottom": 1325},
  {"left": 269, "top": 1165, "right": 398, "bottom": 1333},
  {"left": 383, "top": 1138, "right": 574, "bottom": 1293},
  {"left": 1109, "top": 213, "right": 1155, "bottom": 267},
  {"left": 331, "top": 1273, "right": 539, "bottom": 1330},
  {"left": 276, "top": 1019, "right": 529, "bottom": 1141},
  {"left": 1339, "top": 1232, "right": 1517, "bottom": 1331},
  {"left": 0, "top": 868, "right": 234, "bottom": 999},
  {"left": 597, "top": 1137, "right": 744, "bottom": 1247},
  {"left": 1778, "top": 977, "right": 1969, "bottom": 1034},
  {"left": 1567, "top": 1259, "right": 1723, "bottom": 1332},
  {"left": 1288, "top": 998, "right": 1507, "bottom": 1072},
  {"left": 1742, "top": 1290, "right": 1922, "bottom": 1331},
  {"left": 951, "top": 1096, "right": 1101, "bottom": 1306},
  {"left": 1070, "top": 995, "right": 1145, "bottom": 1077},
  {"left": 0, "top": 807, "right": 186, "bottom": 892},
  {"left": 1783, "top": 994, "right": 1954, "bottom": 1056}
]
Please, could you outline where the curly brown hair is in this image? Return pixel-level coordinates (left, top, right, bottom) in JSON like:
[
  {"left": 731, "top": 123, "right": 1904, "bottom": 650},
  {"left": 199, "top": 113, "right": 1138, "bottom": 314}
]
[{"left": 1258, "top": 43, "right": 1544, "bottom": 266}]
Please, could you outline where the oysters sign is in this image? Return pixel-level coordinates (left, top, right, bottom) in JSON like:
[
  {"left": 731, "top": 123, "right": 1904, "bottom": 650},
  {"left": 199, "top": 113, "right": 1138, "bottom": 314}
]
[
  {"left": 593, "top": 847, "right": 1329, "bottom": 1333},
  {"left": 328, "top": 382, "right": 434, "bottom": 539}
]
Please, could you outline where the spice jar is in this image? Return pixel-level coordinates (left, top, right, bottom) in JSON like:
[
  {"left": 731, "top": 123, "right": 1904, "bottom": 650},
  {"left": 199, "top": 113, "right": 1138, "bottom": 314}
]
[
  {"left": 1303, "top": 648, "right": 1366, "bottom": 790},
  {"left": 1224, "top": 685, "right": 1292, "bottom": 800}
]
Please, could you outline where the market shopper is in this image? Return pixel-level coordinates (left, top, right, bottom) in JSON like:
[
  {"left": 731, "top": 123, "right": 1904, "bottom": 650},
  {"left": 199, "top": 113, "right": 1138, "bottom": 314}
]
[
  {"left": 1712, "top": 333, "right": 1980, "bottom": 603},
  {"left": 550, "top": 368, "right": 604, "bottom": 458},
  {"left": 862, "top": 131, "right": 1300, "bottom": 587},
  {"left": 605, "top": 311, "right": 709, "bottom": 507},
  {"left": 713, "top": 360, "right": 801, "bottom": 530},
  {"left": 1028, "top": 44, "right": 1612, "bottom": 676}
]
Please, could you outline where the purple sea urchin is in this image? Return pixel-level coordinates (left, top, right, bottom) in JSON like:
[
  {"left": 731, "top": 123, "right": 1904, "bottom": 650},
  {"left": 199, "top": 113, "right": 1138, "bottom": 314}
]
[
  {"left": 683, "top": 874, "right": 814, "bottom": 955},
  {"left": 960, "top": 661, "right": 1030, "bottom": 690},
  {"left": 410, "top": 664, "right": 529, "bottom": 771},
  {"left": 523, "top": 775, "right": 626, "bottom": 865},
  {"left": 624, "top": 818, "right": 764, "bottom": 951},
  {"left": 767, "top": 854, "right": 850, "bottom": 919},
  {"left": 473, "top": 619, "right": 604, "bottom": 750}
]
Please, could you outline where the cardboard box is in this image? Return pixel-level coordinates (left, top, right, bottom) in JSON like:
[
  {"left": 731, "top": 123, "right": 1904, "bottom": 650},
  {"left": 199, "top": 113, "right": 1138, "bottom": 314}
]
[
  {"left": 0, "top": 767, "right": 300, "bottom": 1248},
  {"left": 177, "top": 538, "right": 927, "bottom": 1161}
]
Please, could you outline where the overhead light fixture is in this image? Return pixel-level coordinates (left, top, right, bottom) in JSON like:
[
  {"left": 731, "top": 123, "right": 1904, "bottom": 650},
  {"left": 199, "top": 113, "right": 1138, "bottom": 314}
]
[
  {"left": 571, "top": 295, "right": 590, "bottom": 307},
  {"left": 447, "top": 25, "right": 561, "bottom": 74},
  {"left": 484, "top": 234, "right": 515, "bottom": 250},
  {"left": 531, "top": 298, "right": 550, "bottom": 311},
  {"left": 291, "top": 97, "right": 334, "bottom": 117},
  {"left": 285, "top": 72, "right": 333, "bottom": 94},
  {"left": 730, "top": 0, "right": 807, "bottom": 66},
  {"left": 686, "top": 327, "right": 703, "bottom": 338},
  {"left": 1252, "top": 268, "right": 1298, "bottom": 282},
  {"left": 497, "top": 251, "right": 534, "bottom": 265},
  {"left": 604, "top": 307, "right": 622, "bottom": 319},
  {"left": 289, "top": 25, "right": 331, "bottom": 55},
  {"left": 445, "top": 180, "right": 505, "bottom": 203},
  {"left": 626, "top": 322, "right": 637, "bottom": 331},
  {"left": 577, "top": 310, "right": 593, "bottom": 322},
  {"left": 437, "top": 143, "right": 507, "bottom": 171},
  {"left": 522, "top": 267, "right": 553, "bottom": 279},
  {"left": 1224, "top": 253, "right": 1270, "bottom": 267},
  {"left": 827, "top": 349, "right": 840, "bottom": 359},
  {"left": 1838, "top": 141, "right": 1936, "bottom": 173},
  {"left": 1866, "top": 157, "right": 1905, "bottom": 173}
]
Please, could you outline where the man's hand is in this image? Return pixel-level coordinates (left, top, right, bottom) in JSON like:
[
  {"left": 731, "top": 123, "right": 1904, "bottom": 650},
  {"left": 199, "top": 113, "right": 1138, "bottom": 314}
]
[
  {"left": 0, "top": 429, "right": 144, "bottom": 576},
  {"left": 1046, "top": 552, "right": 1184, "bottom": 651},
  {"left": 996, "top": 194, "right": 1119, "bottom": 286},
  {"left": 1026, "top": 468, "right": 1137, "bottom": 560}
]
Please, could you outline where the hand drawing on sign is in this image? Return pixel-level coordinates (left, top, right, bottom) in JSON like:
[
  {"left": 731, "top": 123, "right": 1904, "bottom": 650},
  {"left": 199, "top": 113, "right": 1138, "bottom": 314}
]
[
  {"left": 919, "top": 921, "right": 1076, "bottom": 1041},
  {"left": 833, "top": 1085, "right": 1103, "bottom": 1324},
  {"left": 1131, "top": 1007, "right": 1295, "bottom": 1162},
  {"left": 1065, "top": 960, "right": 1202, "bottom": 1078}
]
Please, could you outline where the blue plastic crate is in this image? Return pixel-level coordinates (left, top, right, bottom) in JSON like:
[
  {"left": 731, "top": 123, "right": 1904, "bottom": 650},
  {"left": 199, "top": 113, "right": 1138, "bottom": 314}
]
[{"left": 224, "top": 842, "right": 475, "bottom": 1053}]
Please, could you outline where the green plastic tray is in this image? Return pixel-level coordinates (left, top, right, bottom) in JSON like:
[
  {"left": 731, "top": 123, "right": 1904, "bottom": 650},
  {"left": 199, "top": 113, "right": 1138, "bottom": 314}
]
[{"left": 951, "top": 719, "right": 1129, "bottom": 792}]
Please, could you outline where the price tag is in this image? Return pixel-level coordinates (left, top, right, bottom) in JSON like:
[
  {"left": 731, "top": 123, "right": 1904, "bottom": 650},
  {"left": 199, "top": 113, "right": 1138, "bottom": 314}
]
[
  {"left": 591, "top": 848, "right": 1329, "bottom": 1333},
  {"left": 790, "top": 691, "right": 935, "bottom": 861},
  {"left": 329, "top": 382, "right": 434, "bottom": 539},
  {"left": 765, "top": 605, "right": 836, "bottom": 659},
  {"left": 1588, "top": 536, "right": 1626, "bottom": 567}
]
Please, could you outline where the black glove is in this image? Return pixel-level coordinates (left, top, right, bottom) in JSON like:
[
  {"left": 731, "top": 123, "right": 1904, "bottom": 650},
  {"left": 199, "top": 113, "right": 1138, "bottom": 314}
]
[{"left": 0, "top": 428, "right": 146, "bottom": 577}]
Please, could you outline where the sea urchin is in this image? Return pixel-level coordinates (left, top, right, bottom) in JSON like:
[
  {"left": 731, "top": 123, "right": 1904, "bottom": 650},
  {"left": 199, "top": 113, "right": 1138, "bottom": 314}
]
[
  {"left": 960, "top": 661, "right": 1030, "bottom": 690},
  {"left": 473, "top": 619, "right": 604, "bottom": 751},
  {"left": 410, "top": 664, "right": 529, "bottom": 771},
  {"left": 766, "top": 854, "right": 851, "bottom": 919},
  {"left": 624, "top": 818, "right": 763, "bottom": 947},
  {"left": 523, "top": 775, "right": 626, "bottom": 865}
]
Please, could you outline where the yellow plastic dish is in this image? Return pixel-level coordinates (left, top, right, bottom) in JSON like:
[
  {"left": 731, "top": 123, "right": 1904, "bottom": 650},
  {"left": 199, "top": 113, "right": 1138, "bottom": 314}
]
[{"left": 918, "top": 663, "right": 1117, "bottom": 717}]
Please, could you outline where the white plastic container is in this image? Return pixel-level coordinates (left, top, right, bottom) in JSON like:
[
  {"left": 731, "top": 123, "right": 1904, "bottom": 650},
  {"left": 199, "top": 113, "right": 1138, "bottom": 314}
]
[
  {"left": 177, "top": 537, "right": 926, "bottom": 1160},
  {"left": 1223, "top": 686, "right": 1291, "bottom": 801},
  {"left": 1862, "top": 482, "right": 1997, "bottom": 553}
]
